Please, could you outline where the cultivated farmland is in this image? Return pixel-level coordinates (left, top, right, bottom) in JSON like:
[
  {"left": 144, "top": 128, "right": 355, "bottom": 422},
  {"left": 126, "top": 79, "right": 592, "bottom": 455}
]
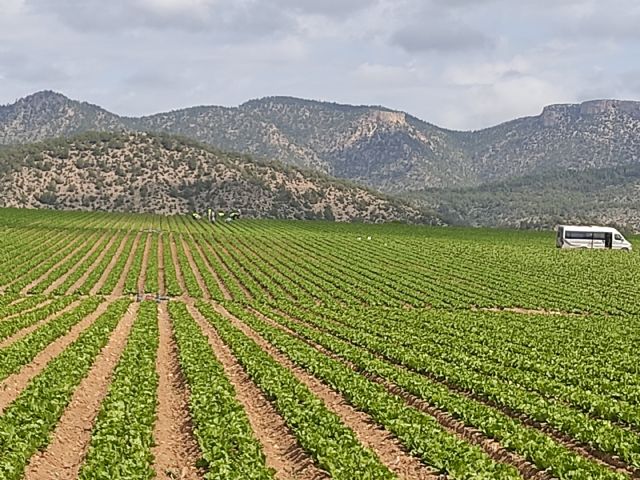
[{"left": 0, "top": 207, "right": 639, "bottom": 480}]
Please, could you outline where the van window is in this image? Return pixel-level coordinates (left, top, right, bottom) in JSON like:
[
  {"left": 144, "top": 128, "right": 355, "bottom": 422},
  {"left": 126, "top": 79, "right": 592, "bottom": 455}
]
[
  {"left": 565, "top": 231, "right": 592, "bottom": 240},
  {"left": 592, "top": 232, "right": 606, "bottom": 240},
  {"left": 615, "top": 234, "right": 623, "bottom": 241}
]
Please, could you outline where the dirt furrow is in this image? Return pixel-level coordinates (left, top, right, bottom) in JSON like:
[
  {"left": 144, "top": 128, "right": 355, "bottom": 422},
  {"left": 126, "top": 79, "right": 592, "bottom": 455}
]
[
  {"left": 20, "top": 235, "right": 95, "bottom": 295},
  {"left": 210, "top": 302, "right": 441, "bottom": 480},
  {"left": 168, "top": 233, "right": 188, "bottom": 295},
  {"left": 158, "top": 234, "right": 166, "bottom": 297},
  {"left": 0, "top": 300, "right": 81, "bottom": 350},
  {"left": 113, "top": 232, "right": 142, "bottom": 296},
  {"left": 188, "top": 235, "right": 231, "bottom": 301},
  {"left": 0, "top": 299, "right": 113, "bottom": 415},
  {"left": 137, "top": 233, "right": 152, "bottom": 294},
  {"left": 249, "top": 307, "right": 553, "bottom": 480},
  {"left": 152, "top": 303, "right": 202, "bottom": 480},
  {"left": 67, "top": 233, "right": 119, "bottom": 295},
  {"left": 180, "top": 236, "right": 210, "bottom": 300},
  {"left": 200, "top": 239, "right": 252, "bottom": 301},
  {"left": 272, "top": 312, "right": 640, "bottom": 478},
  {"left": 44, "top": 232, "right": 109, "bottom": 295},
  {"left": 23, "top": 302, "right": 140, "bottom": 480},
  {"left": 186, "top": 303, "right": 329, "bottom": 480},
  {"left": 90, "top": 232, "right": 130, "bottom": 295},
  {"left": 0, "top": 298, "right": 54, "bottom": 323},
  {"left": 266, "top": 307, "right": 630, "bottom": 479}
]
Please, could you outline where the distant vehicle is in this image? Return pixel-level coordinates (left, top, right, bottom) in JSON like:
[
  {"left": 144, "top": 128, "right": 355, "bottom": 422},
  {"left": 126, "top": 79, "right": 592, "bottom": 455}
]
[{"left": 556, "top": 225, "right": 632, "bottom": 251}]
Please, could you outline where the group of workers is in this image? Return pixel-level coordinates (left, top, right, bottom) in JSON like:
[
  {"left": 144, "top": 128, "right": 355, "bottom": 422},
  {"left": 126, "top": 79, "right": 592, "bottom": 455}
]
[{"left": 192, "top": 208, "right": 241, "bottom": 223}]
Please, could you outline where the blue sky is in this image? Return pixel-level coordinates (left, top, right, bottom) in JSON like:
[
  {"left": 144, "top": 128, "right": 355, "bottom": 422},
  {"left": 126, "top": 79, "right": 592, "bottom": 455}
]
[{"left": 0, "top": 0, "right": 638, "bottom": 130}]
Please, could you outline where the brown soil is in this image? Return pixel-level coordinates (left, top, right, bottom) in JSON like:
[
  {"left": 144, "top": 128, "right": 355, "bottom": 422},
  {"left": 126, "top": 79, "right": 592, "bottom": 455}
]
[
  {"left": 0, "top": 299, "right": 81, "bottom": 350},
  {"left": 67, "top": 232, "right": 120, "bottom": 295},
  {"left": 43, "top": 232, "right": 109, "bottom": 295},
  {"left": 270, "top": 308, "right": 634, "bottom": 479},
  {"left": 0, "top": 298, "right": 54, "bottom": 324},
  {"left": 250, "top": 307, "right": 551, "bottom": 480},
  {"left": 21, "top": 234, "right": 95, "bottom": 295},
  {"left": 199, "top": 239, "right": 252, "bottom": 301},
  {"left": 187, "top": 235, "right": 232, "bottom": 301},
  {"left": 179, "top": 236, "right": 210, "bottom": 300},
  {"left": 0, "top": 299, "right": 113, "bottom": 415},
  {"left": 186, "top": 303, "right": 329, "bottom": 480},
  {"left": 168, "top": 233, "right": 188, "bottom": 295},
  {"left": 211, "top": 303, "right": 441, "bottom": 480},
  {"left": 158, "top": 234, "right": 166, "bottom": 296},
  {"left": 152, "top": 303, "right": 203, "bottom": 480},
  {"left": 113, "top": 231, "right": 142, "bottom": 296},
  {"left": 2, "top": 231, "right": 70, "bottom": 293},
  {"left": 23, "top": 302, "right": 140, "bottom": 480},
  {"left": 90, "top": 233, "right": 130, "bottom": 295},
  {"left": 138, "top": 233, "right": 152, "bottom": 293}
]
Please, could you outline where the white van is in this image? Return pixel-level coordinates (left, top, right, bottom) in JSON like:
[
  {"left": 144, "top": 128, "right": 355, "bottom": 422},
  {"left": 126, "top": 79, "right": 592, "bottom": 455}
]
[{"left": 556, "top": 225, "right": 632, "bottom": 251}]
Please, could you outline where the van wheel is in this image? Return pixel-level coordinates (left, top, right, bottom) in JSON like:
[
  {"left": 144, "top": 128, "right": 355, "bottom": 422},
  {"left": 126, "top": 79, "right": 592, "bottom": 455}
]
[{"left": 623, "top": 247, "right": 630, "bottom": 252}]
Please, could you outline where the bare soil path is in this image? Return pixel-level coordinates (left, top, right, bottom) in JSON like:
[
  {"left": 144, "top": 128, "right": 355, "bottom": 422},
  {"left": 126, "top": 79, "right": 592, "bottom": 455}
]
[
  {"left": 186, "top": 303, "right": 329, "bottom": 480},
  {"left": 0, "top": 299, "right": 81, "bottom": 350},
  {"left": 180, "top": 236, "right": 210, "bottom": 300},
  {"left": 210, "top": 302, "right": 441, "bottom": 480},
  {"left": 23, "top": 302, "right": 140, "bottom": 480},
  {"left": 90, "top": 232, "right": 130, "bottom": 295},
  {"left": 152, "top": 303, "right": 203, "bottom": 480},
  {"left": 20, "top": 235, "right": 94, "bottom": 295},
  {"left": 113, "top": 232, "right": 142, "bottom": 296},
  {"left": 67, "top": 233, "right": 119, "bottom": 294},
  {"left": 137, "top": 233, "right": 152, "bottom": 293},
  {"left": 158, "top": 234, "right": 166, "bottom": 297},
  {"left": 0, "top": 299, "right": 113, "bottom": 415},
  {"left": 43, "top": 232, "right": 109, "bottom": 295},
  {"left": 168, "top": 234, "right": 188, "bottom": 295},
  {"left": 188, "top": 235, "right": 231, "bottom": 301}
]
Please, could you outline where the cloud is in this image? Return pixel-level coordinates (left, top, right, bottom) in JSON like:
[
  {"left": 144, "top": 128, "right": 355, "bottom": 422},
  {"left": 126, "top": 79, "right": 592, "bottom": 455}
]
[{"left": 392, "top": 24, "right": 494, "bottom": 53}]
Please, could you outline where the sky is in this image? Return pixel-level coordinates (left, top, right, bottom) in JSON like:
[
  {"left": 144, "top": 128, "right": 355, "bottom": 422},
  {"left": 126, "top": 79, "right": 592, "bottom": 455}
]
[{"left": 0, "top": 0, "right": 639, "bottom": 130}]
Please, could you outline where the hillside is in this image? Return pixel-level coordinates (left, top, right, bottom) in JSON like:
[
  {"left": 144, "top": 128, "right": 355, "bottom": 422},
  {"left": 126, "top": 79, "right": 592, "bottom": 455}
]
[
  {"left": 3, "top": 92, "right": 639, "bottom": 193},
  {"left": 0, "top": 131, "right": 437, "bottom": 223},
  {"left": 410, "top": 164, "right": 640, "bottom": 229}
]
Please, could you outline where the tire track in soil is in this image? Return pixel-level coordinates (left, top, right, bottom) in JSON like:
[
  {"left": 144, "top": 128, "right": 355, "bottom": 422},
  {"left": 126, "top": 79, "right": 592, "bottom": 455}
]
[
  {"left": 158, "top": 234, "right": 166, "bottom": 297},
  {"left": 169, "top": 234, "right": 188, "bottom": 296},
  {"left": 67, "top": 232, "right": 120, "bottom": 295},
  {"left": 0, "top": 299, "right": 81, "bottom": 350},
  {"left": 0, "top": 299, "right": 114, "bottom": 415},
  {"left": 210, "top": 302, "right": 442, "bottom": 480},
  {"left": 152, "top": 303, "right": 203, "bottom": 480},
  {"left": 138, "top": 233, "right": 152, "bottom": 294},
  {"left": 179, "top": 236, "right": 210, "bottom": 300},
  {"left": 272, "top": 309, "right": 640, "bottom": 479},
  {"left": 187, "top": 235, "right": 231, "bottom": 301},
  {"left": 113, "top": 232, "right": 142, "bottom": 297},
  {"left": 23, "top": 302, "right": 140, "bottom": 480},
  {"left": 90, "top": 232, "right": 130, "bottom": 295},
  {"left": 20, "top": 234, "right": 96, "bottom": 295},
  {"left": 186, "top": 303, "right": 329, "bottom": 480},
  {"left": 43, "top": 232, "right": 109, "bottom": 295}
]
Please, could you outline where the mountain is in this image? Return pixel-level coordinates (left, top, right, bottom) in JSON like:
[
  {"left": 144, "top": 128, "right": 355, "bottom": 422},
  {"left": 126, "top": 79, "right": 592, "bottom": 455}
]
[
  {"left": 2, "top": 92, "right": 640, "bottom": 193},
  {"left": 0, "top": 131, "right": 438, "bottom": 223},
  {"left": 2, "top": 91, "right": 640, "bottom": 228},
  {"left": 408, "top": 164, "right": 640, "bottom": 230}
]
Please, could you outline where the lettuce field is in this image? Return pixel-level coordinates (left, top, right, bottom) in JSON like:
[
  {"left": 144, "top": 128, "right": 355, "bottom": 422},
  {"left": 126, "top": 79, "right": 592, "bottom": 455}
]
[{"left": 0, "top": 207, "right": 639, "bottom": 480}]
